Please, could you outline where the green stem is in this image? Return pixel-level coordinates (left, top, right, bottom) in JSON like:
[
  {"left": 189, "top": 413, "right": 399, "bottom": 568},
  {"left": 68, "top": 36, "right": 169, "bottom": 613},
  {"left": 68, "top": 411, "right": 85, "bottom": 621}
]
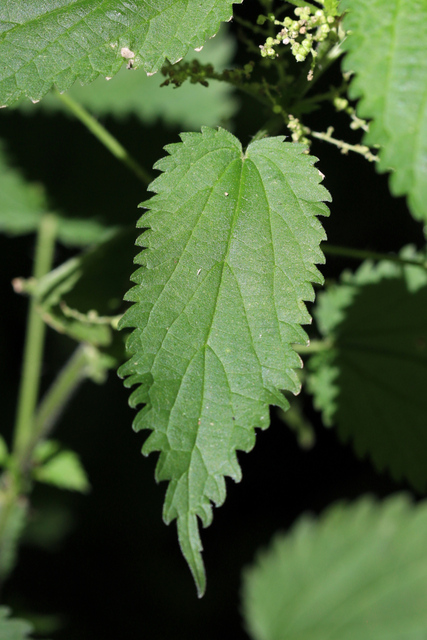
[
  {"left": 13, "top": 214, "right": 58, "bottom": 461},
  {"left": 294, "top": 338, "right": 332, "bottom": 354},
  {"left": 53, "top": 89, "right": 152, "bottom": 186},
  {"left": 310, "top": 128, "right": 378, "bottom": 162},
  {"left": 323, "top": 244, "right": 427, "bottom": 269},
  {"left": 20, "top": 345, "right": 93, "bottom": 470}
]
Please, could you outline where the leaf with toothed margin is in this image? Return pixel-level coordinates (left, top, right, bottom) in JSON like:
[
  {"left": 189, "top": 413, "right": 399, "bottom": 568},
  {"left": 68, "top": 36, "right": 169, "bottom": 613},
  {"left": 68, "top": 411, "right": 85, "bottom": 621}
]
[
  {"left": 118, "top": 127, "right": 330, "bottom": 596},
  {"left": 341, "top": 0, "right": 427, "bottom": 222},
  {"left": 307, "top": 248, "right": 427, "bottom": 492},
  {"left": 242, "top": 494, "right": 427, "bottom": 640},
  {"left": 0, "top": 0, "right": 242, "bottom": 107}
]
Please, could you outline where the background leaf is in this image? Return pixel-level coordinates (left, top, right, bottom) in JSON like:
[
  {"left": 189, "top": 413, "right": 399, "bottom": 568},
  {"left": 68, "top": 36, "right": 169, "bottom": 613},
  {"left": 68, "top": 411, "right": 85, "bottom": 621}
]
[
  {"left": 0, "top": 0, "right": 241, "bottom": 106},
  {"left": 242, "top": 494, "right": 427, "bottom": 640},
  {"left": 15, "top": 227, "right": 135, "bottom": 346},
  {"left": 119, "top": 127, "right": 330, "bottom": 595},
  {"left": 0, "top": 140, "right": 111, "bottom": 245},
  {"left": 0, "top": 607, "right": 35, "bottom": 640},
  {"left": 33, "top": 449, "right": 91, "bottom": 494},
  {"left": 341, "top": 0, "right": 427, "bottom": 222},
  {"left": 15, "top": 25, "right": 238, "bottom": 131},
  {"left": 307, "top": 248, "right": 427, "bottom": 491}
]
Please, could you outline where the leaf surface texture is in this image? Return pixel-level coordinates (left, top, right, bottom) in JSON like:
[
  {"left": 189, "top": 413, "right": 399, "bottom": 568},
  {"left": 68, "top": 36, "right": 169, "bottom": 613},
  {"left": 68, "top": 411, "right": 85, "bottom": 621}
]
[
  {"left": 341, "top": 0, "right": 427, "bottom": 221},
  {"left": 308, "top": 250, "right": 427, "bottom": 491},
  {"left": 242, "top": 494, "right": 427, "bottom": 640},
  {"left": 119, "top": 127, "right": 330, "bottom": 595},
  {"left": 0, "top": 0, "right": 240, "bottom": 106},
  {"left": 14, "top": 25, "right": 238, "bottom": 131}
]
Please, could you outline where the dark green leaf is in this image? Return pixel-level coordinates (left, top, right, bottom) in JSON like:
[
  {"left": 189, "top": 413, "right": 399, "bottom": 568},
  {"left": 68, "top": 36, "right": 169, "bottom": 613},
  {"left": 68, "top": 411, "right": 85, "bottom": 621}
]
[
  {"left": 308, "top": 249, "right": 427, "bottom": 491},
  {"left": 119, "top": 127, "right": 330, "bottom": 595},
  {"left": 341, "top": 0, "right": 427, "bottom": 221},
  {"left": 0, "top": 1, "right": 241, "bottom": 106},
  {"left": 15, "top": 25, "right": 238, "bottom": 131}
]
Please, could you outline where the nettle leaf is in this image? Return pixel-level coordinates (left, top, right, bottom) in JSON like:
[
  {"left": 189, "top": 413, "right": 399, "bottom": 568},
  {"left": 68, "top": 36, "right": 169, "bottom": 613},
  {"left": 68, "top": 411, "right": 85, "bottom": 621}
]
[
  {"left": 16, "top": 25, "right": 238, "bottom": 131},
  {"left": 0, "top": 1, "right": 241, "bottom": 107},
  {"left": 242, "top": 494, "right": 427, "bottom": 640},
  {"left": 119, "top": 127, "right": 330, "bottom": 595},
  {"left": 341, "top": 0, "right": 427, "bottom": 222},
  {"left": 307, "top": 249, "right": 427, "bottom": 491}
]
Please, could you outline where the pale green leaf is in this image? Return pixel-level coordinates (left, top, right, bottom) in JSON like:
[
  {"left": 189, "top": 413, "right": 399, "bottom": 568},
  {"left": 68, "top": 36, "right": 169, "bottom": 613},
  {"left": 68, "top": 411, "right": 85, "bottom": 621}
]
[
  {"left": 242, "top": 494, "right": 427, "bottom": 640},
  {"left": 0, "top": 141, "right": 111, "bottom": 245},
  {"left": 16, "top": 25, "right": 238, "bottom": 131},
  {"left": 34, "top": 449, "right": 91, "bottom": 493},
  {"left": 307, "top": 248, "right": 427, "bottom": 491},
  {"left": 324, "top": 0, "right": 340, "bottom": 17},
  {"left": 0, "top": 1, "right": 241, "bottom": 107},
  {"left": 119, "top": 127, "right": 330, "bottom": 595},
  {"left": 341, "top": 0, "right": 427, "bottom": 221},
  {"left": 0, "top": 608, "right": 35, "bottom": 640}
]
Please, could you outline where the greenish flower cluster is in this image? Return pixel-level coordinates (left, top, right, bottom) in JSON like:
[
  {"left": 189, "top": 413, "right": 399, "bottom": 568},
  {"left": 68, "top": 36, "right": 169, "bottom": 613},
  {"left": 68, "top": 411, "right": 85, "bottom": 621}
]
[{"left": 259, "top": 6, "right": 336, "bottom": 64}]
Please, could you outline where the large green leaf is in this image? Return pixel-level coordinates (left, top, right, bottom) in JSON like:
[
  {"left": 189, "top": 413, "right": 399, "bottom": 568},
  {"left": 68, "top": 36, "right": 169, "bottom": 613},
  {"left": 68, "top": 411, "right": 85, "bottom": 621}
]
[
  {"left": 242, "top": 494, "right": 427, "bottom": 640},
  {"left": 341, "top": 0, "right": 427, "bottom": 222},
  {"left": 119, "top": 127, "right": 330, "bottom": 595},
  {"left": 307, "top": 249, "right": 427, "bottom": 491},
  {"left": 0, "top": 1, "right": 241, "bottom": 107},
  {"left": 16, "top": 25, "right": 238, "bottom": 131}
]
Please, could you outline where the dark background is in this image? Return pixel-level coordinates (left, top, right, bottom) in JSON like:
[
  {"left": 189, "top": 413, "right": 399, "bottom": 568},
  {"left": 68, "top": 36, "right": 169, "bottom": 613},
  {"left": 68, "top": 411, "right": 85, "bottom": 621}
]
[{"left": 0, "top": 5, "right": 424, "bottom": 639}]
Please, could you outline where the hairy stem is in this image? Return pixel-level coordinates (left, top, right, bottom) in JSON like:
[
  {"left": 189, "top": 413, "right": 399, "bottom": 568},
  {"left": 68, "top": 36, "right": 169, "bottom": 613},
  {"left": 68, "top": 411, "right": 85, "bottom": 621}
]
[
  {"left": 54, "top": 89, "right": 152, "bottom": 185},
  {"left": 13, "top": 213, "right": 58, "bottom": 461},
  {"left": 310, "top": 128, "right": 378, "bottom": 162}
]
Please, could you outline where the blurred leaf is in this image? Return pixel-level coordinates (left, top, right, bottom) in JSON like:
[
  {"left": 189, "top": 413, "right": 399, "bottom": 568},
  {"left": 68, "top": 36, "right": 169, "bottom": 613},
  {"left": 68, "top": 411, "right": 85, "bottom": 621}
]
[
  {"left": 341, "top": 0, "right": 427, "bottom": 221},
  {"left": 16, "top": 26, "right": 239, "bottom": 131},
  {"left": 0, "top": 435, "right": 9, "bottom": 467},
  {"left": 33, "top": 450, "right": 90, "bottom": 494},
  {"left": 0, "top": 494, "right": 27, "bottom": 581},
  {"left": 16, "top": 227, "right": 136, "bottom": 347},
  {"left": 0, "top": 0, "right": 241, "bottom": 106},
  {"left": 324, "top": 0, "right": 340, "bottom": 17},
  {"left": 243, "top": 494, "right": 427, "bottom": 640},
  {"left": 23, "top": 503, "right": 74, "bottom": 552},
  {"left": 0, "top": 141, "right": 111, "bottom": 245},
  {"left": 33, "top": 440, "right": 60, "bottom": 464},
  {"left": 277, "top": 399, "right": 315, "bottom": 450},
  {"left": 308, "top": 248, "right": 427, "bottom": 491},
  {"left": 0, "top": 607, "right": 35, "bottom": 640}
]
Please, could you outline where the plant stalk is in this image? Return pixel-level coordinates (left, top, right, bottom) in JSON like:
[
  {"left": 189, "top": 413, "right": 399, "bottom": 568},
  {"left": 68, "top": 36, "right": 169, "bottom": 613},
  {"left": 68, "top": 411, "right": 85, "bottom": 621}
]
[
  {"left": 12, "top": 213, "right": 58, "bottom": 462},
  {"left": 19, "top": 345, "right": 93, "bottom": 471},
  {"left": 53, "top": 89, "right": 152, "bottom": 186},
  {"left": 323, "top": 244, "right": 427, "bottom": 269}
]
